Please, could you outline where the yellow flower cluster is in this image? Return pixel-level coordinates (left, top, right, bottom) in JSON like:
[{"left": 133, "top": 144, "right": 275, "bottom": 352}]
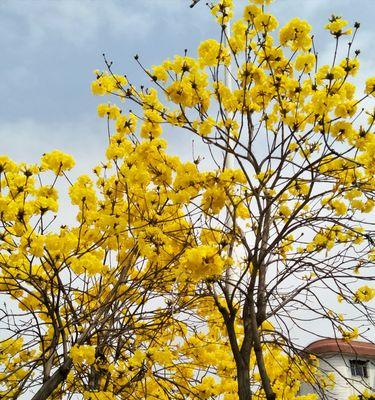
[
  {"left": 97, "top": 103, "right": 121, "bottom": 119},
  {"left": 179, "top": 245, "right": 226, "bottom": 281},
  {"left": 91, "top": 71, "right": 127, "bottom": 96},
  {"left": 325, "top": 16, "right": 352, "bottom": 36},
  {"left": 348, "top": 391, "right": 375, "bottom": 400},
  {"left": 365, "top": 76, "right": 375, "bottom": 96},
  {"left": 41, "top": 150, "right": 75, "bottom": 175},
  {"left": 198, "top": 39, "right": 231, "bottom": 67},
  {"left": 279, "top": 18, "right": 312, "bottom": 51},
  {"left": 295, "top": 53, "right": 315, "bottom": 72},
  {"left": 70, "top": 345, "right": 96, "bottom": 366},
  {"left": 354, "top": 285, "right": 375, "bottom": 303},
  {"left": 70, "top": 251, "right": 106, "bottom": 276},
  {"left": 210, "top": 0, "right": 234, "bottom": 25},
  {"left": 338, "top": 326, "right": 359, "bottom": 342}
]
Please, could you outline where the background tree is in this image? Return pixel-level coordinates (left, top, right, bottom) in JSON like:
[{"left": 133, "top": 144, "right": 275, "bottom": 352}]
[{"left": 1, "top": 0, "right": 374, "bottom": 399}]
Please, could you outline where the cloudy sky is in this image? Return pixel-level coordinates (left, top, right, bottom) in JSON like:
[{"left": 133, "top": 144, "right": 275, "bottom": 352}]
[{"left": 1, "top": 0, "right": 374, "bottom": 172}]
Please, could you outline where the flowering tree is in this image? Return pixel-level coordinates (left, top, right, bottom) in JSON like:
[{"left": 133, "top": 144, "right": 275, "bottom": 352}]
[{"left": 0, "top": 0, "right": 374, "bottom": 399}]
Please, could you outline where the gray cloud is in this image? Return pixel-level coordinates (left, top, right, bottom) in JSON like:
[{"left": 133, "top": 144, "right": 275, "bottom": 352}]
[
  {"left": 0, "top": 1, "right": 159, "bottom": 48},
  {"left": 1, "top": 0, "right": 373, "bottom": 161}
]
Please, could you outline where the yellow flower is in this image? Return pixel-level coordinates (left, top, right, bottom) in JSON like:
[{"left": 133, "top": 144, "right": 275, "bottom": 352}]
[
  {"left": 180, "top": 245, "right": 226, "bottom": 281},
  {"left": 330, "top": 121, "right": 356, "bottom": 142},
  {"left": 198, "top": 39, "right": 230, "bottom": 67},
  {"left": 202, "top": 186, "right": 226, "bottom": 214},
  {"left": 70, "top": 345, "right": 96, "bottom": 366},
  {"left": 330, "top": 199, "right": 348, "bottom": 216},
  {"left": 40, "top": 150, "right": 75, "bottom": 175},
  {"left": 334, "top": 100, "right": 357, "bottom": 118},
  {"left": 29, "top": 235, "right": 45, "bottom": 257},
  {"left": 91, "top": 71, "right": 127, "bottom": 96},
  {"left": 116, "top": 113, "right": 137, "bottom": 135},
  {"left": 339, "top": 326, "right": 359, "bottom": 342},
  {"left": 295, "top": 53, "right": 315, "bottom": 72},
  {"left": 325, "top": 16, "right": 352, "bottom": 36},
  {"left": 251, "top": 0, "right": 273, "bottom": 4},
  {"left": 279, "top": 18, "right": 312, "bottom": 51},
  {"left": 197, "top": 117, "right": 216, "bottom": 137},
  {"left": 254, "top": 13, "right": 278, "bottom": 32},
  {"left": 210, "top": 0, "right": 233, "bottom": 25},
  {"left": 279, "top": 204, "right": 292, "bottom": 219},
  {"left": 354, "top": 286, "right": 375, "bottom": 303},
  {"left": 69, "top": 175, "right": 97, "bottom": 207},
  {"left": 340, "top": 58, "right": 359, "bottom": 76},
  {"left": 260, "top": 320, "right": 274, "bottom": 332},
  {"left": 70, "top": 252, "right": 105, "bottom": 276},
  {"left": 243, "top": 5, "right": 262, "bottom": 21},
  {"left": 0, "top": 155, "right": 18, "bottom": 173},
  {"left": 365, "top": 77, "right": 375, "bottom": 96},
  {"left": 97, "top": 103, "right": 121, "bottom": 119},
  {"left": 33, "top": 196, "right": 58, "bottom": 214},
  {"left": 151, "top": 64, "right": 168, "bottom": 82}
]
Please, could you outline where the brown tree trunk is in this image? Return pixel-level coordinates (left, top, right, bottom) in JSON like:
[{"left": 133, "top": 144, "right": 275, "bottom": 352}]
[
  {"left": 237, "top": 364, "right": 251, "bottom": 400},
  {"left": 31, "top": 359, "right": 72, "bottom": 400},
  {"left": 250, "top": 298, "right": 276, "bottom": 400}
]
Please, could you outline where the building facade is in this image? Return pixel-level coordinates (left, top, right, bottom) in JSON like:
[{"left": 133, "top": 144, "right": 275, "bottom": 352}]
[{"left": 299, "top": 339, "right": 375, "bottom": 399}]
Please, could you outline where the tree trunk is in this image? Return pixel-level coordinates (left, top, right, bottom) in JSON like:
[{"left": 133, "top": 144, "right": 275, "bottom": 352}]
[
  {"left": 31, "top": 359, "right": 72, "bottom": 400},
  {"left": 237, "top": 364, "right": 251, "bottom": 400}
]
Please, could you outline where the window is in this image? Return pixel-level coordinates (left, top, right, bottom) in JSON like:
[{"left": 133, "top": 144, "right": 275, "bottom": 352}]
[{"left": 349, "top": 359, "right": 368, "bottom": 378}]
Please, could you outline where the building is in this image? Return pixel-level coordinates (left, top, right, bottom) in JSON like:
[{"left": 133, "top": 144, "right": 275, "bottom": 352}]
[{"left": 299, "top": 339, "right": 375, "bottom": 399}]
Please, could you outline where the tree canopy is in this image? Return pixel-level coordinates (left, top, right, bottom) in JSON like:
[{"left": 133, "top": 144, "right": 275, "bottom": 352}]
[{"left": 0, "top": 0, "right": 374, "bottom": 399}]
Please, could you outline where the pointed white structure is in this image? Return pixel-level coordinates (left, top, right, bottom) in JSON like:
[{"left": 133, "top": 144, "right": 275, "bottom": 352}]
[{"left": 223, "top": 19, "right": 236, "bottom": 299}]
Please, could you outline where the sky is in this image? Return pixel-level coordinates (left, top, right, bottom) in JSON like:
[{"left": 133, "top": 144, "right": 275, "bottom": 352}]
[
  {"left": 1, "top": 0, "right": 374, "bottom": 172},
  {"left": 0, "top": 0, "right": 374, "bottom": 346}
]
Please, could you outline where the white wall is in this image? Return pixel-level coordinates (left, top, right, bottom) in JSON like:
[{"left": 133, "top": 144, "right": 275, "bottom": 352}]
[{"left": 299, "top": 354, "right": 375, "bottom": 399}]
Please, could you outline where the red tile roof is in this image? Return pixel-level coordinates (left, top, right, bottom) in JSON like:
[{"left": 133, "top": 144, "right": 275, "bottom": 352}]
[{"left": 304, "top": 339, "right": 375, "bottom": 357}]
